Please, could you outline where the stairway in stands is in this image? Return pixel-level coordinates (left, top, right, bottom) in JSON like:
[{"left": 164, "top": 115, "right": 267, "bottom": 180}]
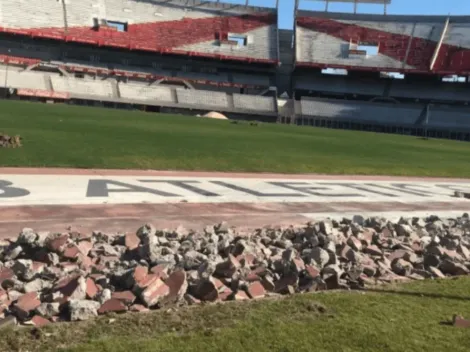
[
  {"left": 61, "top": 0, "right": 69, "bottom": 34},
  {"left": 414, "top": 104, "right": 429, "bottom": 125}
]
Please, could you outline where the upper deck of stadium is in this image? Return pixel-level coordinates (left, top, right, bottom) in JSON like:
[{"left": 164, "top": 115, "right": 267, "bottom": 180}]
[
  {"left": 1, "top": 0, "right": 469, "bottom": 74},
  {"left": 0, "top": 0, "right": 278, "bottom": 64},
  {"left": 295, "top": 10, "right": 470, "bottom": 75}
]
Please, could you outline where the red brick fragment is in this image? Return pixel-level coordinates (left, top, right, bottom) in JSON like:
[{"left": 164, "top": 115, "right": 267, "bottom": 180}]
[
  {"left": 140, "top": 278, "right": 170, "bottom": 307},
  {"left": 453, "top": 315, "right": 470, "bottom": 328},
  {"left": 62, "top": 244, "right": 80, "bottom": 259},
  {"left": 30, "top": 315, "right": 50, "bottom": 328},
  {"left": 361, "top": 229, "right": 374, "bottom": 246},
  {"left": 134, "top": 273, "right": 159, "bottom": 293},
  {"left": 293, "top": 258, "right": 305, "bottom": 272},
  {"left": 233, "top": 291, "right": 250, "bottom": 301},
  {"left": 47, "top": 235, "right": 69, "bottom": 253},
  {"left": 0, "top": 268, "right": 14, "bottom": 286},
  {"left": 77, "top": 241, "right": 93, "bottom": 256},
  {"left": 0, "top": 289, "right": 8, "bottom": 304},
  {"left": 86, "top": 278, "right": 98, "bottom": 299},
  {"left": 215, "top": 254, "right": 241, "bottom": 277},
  {"left": 211, "top": 277, "right": 226, "bottom": 292},
  {"left": 305, "top": 265, "right": 321, "bottom": 279},
  {"left": 77, "top": 253, "right": 93, "bottom": 270},
  {"left": 13, "top": 292, "right": 41, "bottom": 320},
  {"left": 129, "top": 304, "right": 149, "bottom": 313},
  {"left": 150, "top": 264, "right": 169, "bottom": 280},
  {"left": 218, "top": 287, "right": 234, "bottom": 301},
  {"left": 125, "top": 233, "right": 141, "bottom": 251},
  {"left": 129, "top": 265, "right": 149, "bottom": 287},
  {"left": 165, "top": 270, "right": 188, "bottom": 301},
  {"left": 247, "top": 282, "right": 266, "bottom": 299},
  {"left": 245, "top": 272, "right": 261, "bottom": 282},
  {"left": 98, "top": 299, "right": 127, "bottom": 314},
  {"left": 111, "top": 291, "right": 136, "bottom": 305}
]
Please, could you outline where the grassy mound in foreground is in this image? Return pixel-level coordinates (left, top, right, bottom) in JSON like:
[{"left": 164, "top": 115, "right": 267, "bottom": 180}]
[
  {"left": 3, "top": 278, "right": 470, "bottom": 352},
  {"left": 1, "top": 100, "right": 470, "bottom": 177}
]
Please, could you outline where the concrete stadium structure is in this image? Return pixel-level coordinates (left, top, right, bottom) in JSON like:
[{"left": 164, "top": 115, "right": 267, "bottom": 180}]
[{"left": 0, "top": 0, "right": 470, "bottom": 138}]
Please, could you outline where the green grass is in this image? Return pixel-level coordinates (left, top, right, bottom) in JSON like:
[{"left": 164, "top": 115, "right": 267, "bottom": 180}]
[
  {"left": 3, "top": 278, "right": 470, "bottom": 352},
  {"left": 1, "top": 100, "right": 470, "bottom": 176}
]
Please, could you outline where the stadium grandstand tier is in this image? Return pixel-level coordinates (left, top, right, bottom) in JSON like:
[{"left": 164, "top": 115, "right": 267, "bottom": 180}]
[
  {"left": 0, "top": 60, "right": 278, "bottom": 116},
  {"left": 293, "top": 73, "right": 386, "bottom": 97},
  {"left": 0, "top": 68, "right": 51, "bottom": 91},
  {"left": 295, "top": 11, "right": 470, "bottom": 75},
  {"left": 293, "top": 72, "right": 470, "bottom": 103},
  {"left": 233, "top": 93, "right": 277, "bottom": 112},
  {"left": 297, "top": 97, "right": 470, "bottom": 135},
  {"left": 387, "top": 81, "right": 470, "bottom": 103},
  {"left": 0, "top": 0, "right": 469, "bottom": 141},
  {"left": 50, "top": 76, "right": 114, "bottom": 97},
  {"left": 428, "top": 105, "right": 470, "bottom": 130},
  {"left": 299, "top": 97, "right": 422, "bottom": 126},
  {"left": 176, "top": 88, "right": 229, "bottom": 108},
  {"left": 118, "top": 83, "right": 175, "bottom": 103},
  {"left": 0, "top": 37, "right": 274, "bottom": 91},
  {"left": 0, "top": 0, "right": 278, "bottom": 64}
]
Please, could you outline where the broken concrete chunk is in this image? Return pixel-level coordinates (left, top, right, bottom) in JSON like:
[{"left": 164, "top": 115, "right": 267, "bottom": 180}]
[{"left": 68, "top": 300, "right": 100, "bottom": 321}]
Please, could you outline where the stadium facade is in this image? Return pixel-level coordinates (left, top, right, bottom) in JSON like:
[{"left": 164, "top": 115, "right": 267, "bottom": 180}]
[{"left": 0, "top": 0, "right": 469, "bottom": 139}]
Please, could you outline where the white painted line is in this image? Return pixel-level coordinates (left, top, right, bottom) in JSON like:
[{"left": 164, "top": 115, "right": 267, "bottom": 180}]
[{"left": 1, "top": 175, "right": 470, "bottom": 206}]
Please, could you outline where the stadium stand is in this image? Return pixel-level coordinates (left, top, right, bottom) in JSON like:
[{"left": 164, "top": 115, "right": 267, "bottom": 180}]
[
  {"left": 387, "top": 81, "right": 470, "bottom": 103},
  {"left": 292, "top": 6, "right": 470, "bottom": 139},
  {"left": 49, "top": 76, "right": 113, "bottom": 98},
  {"left": 300, "top": 97, "right": 421, "bottom": 126},
  {"left": 0, "top": 69, "right": 51, "bottom": 91},
  {"left": 294, "top": 73, "right": 387, "bottom": 97},
  {"left": 428, "top": 105, "right": 470, "bottom": 130},
  {"left": 0, "top": 0, "right": 278, "bottom": 64},
  {"left": 0, "top": 64, "right": 278, "bottom": 115},
  {"left": 176, "top": 89, "right": 229, "bottom": 109},
  {"left": 233, "top": 93, "right": 277, "bottom": 112},
  {"left": 295, "top": 11, "right": 470, "bottom": 74},
  {"left": 118, "top": 83, "right": 175, "bottom": 103},
  {"left": 0, "top": 0, "right": 470, "bottom": 140}
]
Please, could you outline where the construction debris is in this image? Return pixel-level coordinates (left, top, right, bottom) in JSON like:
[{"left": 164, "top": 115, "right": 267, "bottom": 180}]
[
  {"left": 0, "top": 134, "right": 22, "bottom": 148},
  {"left": 453, "top": 315, "right": 470, "bottom": 328},
  {"left": 1, "top": 213, "right": 470, "bottom": 326}
]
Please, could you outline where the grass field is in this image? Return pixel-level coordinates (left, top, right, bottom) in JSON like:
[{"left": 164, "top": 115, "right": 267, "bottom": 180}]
[
  {"left": 1, "top": 100, "right": 470, "bottom": 176},
  {"left": 2, "top": 278, "right": 470, "bottom": 352}
]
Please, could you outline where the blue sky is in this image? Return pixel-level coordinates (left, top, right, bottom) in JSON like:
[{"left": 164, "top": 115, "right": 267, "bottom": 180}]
[{"left": 215, "top": 0, "right": 470, "bottom": 29}]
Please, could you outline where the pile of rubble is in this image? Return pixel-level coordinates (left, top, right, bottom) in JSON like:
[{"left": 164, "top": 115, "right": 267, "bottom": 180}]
[
  {"left": 1, "top": 214, "right": 470, "bottom": 327},
  {"left": 0, "top": 133, "right": 22, "bottom": 148}
]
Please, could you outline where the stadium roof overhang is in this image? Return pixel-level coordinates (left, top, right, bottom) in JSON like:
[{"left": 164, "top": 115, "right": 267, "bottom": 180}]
[{"left": 296, "top": 0, "right": 392, "bottom": 14}]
